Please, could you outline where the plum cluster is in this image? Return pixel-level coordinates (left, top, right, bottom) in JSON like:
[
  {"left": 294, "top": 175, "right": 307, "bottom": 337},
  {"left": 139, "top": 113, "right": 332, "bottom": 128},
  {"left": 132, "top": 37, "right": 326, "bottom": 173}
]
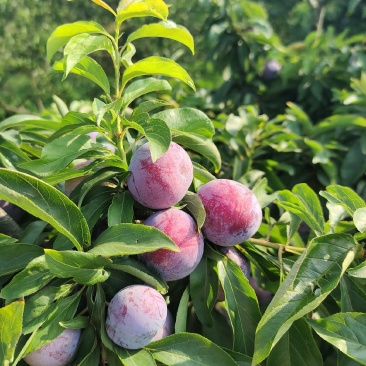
[
  {"left": 23, "top": 141, "right": 264, "bottom": 362},
  {"left": 104, "top": 142, "right": 263, "bottom": 349}
]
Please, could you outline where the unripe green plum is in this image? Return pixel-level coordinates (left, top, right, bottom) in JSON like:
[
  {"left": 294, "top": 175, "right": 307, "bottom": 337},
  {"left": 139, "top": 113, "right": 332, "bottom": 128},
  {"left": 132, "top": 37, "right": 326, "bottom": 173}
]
[
  {"left": 23, "top": 328, "right": 81, "bottom": 366},
  {"left": 106, "top": 285, "right": 167, "bottom": 349},
  {"left": 139, "top": 208, "right": 204, "bottom": 281},
  {"left": 127, "top": 142, "right": 193, "bottom": 209},
  {"left": 198, "top": 179, "right": 262, "bottom": 246}
]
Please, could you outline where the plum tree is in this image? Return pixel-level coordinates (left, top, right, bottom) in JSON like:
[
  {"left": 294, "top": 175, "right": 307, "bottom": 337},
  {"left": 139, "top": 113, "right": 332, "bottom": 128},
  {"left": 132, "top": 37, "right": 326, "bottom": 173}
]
[
  {"left": 151, "top": 308, "right": 174, "bottom": 341},
  {"left": 138, "top": 208, "right": 204, "bottom": 281},
  {"left": 106, "top": 285, "right": 167, "bottom": 349},
  {"left": 127, "top": 142, "right": 193, "bottom": 209},
  {"left": 23, "top": 328, "right": 81, "bottom": 366},
  {"left": 197, "top": 179, "right": 262, "bottom": 246}
]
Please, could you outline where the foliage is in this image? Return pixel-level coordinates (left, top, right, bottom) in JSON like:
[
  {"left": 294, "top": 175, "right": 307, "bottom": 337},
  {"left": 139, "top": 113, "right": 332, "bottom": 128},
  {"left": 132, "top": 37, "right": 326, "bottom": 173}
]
[{"left": 0, "top": 1, "right": 366, "bottom": 365}]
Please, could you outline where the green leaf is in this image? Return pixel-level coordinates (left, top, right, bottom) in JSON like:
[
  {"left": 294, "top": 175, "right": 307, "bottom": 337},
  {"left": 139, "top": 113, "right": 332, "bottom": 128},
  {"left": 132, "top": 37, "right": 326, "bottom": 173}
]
[
  {"left": 190, "top": 256, "right": 218, "bottom": 327},
  {"left": 0, "top": 243, "right": 43, "bottom": 276},
  {"left": 127, "top": 21, "right": 194, "bottom": 54},
  {"left": 340, "top": 274, "right": 366, "bottom": 313},
  {"left": 308, "top": 313, "right": 366, "bottom": 365},
  {"left": 181, "top": 192, "right": 206, "bottom": 230},
  {"left": 108, "top": 191, "right": 135, "bottom": 226},
  {"left": 253, "top": 233, "right": 357, "bottom": 364},
  {"left": 121, "top": 42, "right": 136, "bottom": 67},
  {"left": 0, "top": 256, "right": 54, "bottom": 299},
  {"left": 223, "top": 349, "right": 252, "bottom": 366},
  {"left": 113, "top": 347, "right": 157, "bottom": 366},
  {"left": 139, "top": 117, "right": 171, "bottom": 162},
  {"left": 175, "top": 286, "right": 190, "bottom": 333},
  {"left": 217, "top": 257, "right": 261, "bottom": 355},
  {"left": 0, "top": 114, "right": 60, "bottom": 132},
  {"left": 131, "top": 99, "right": 170, "bottom": 117},
  {"left": 121, "top": 77, "right": 172, "bottom": 110},
  {"left": 320, "top": 185, "right": 365, "bottom": 216},
  {"left": 23, "top": 290, "right": 82, "bottom": 356},
  {"left": 0, "top": 300, "right": 24, "bottom": 366},
  {"left": 53, "top": 56, "right": 110, "bottom": 95},
  {"left": 121, "top": 56, "right": 195, "bottom": 91},
  {"left": 348, "top": 262, "right": 366, "bottom": 279},
  {"left": 20, "top": 134, "right": 106, "bottom": 177},
  {"left": 0, "top": 169, "right": 90, "bottom": 250},
  {"left": 192, "top": 162, "right": 216, "bottom": 185},
  {"left": 354, "top": 207, "right": 366, "bottom": 233},
  {"left": 72, "top": 325, "right": 100, "bottom": 366},
  {"left": 97, "top": 98, "right": 123, "bottom": 125},
  {"left": 173, "top": 133, "right": 221, "bottom": 172},
  {"left": 266, "top": 318, "right": 323, "bottom": 366},
  {"left": 44, "top": 249, "right": 112, "bottom": 285},
  {"left": 23, "top": 283, "right": 75, "bottom": 334},
  {"left": 277, "top": 183, "right": 325, "bottom": 236},
  {"left": 47, "top": 21, "right": 108, "bottom": 62},
  {"left": 146, "top": 333, "right": 238, "bottom": 365},
  {"left": 89, "top": 223, "right": 179, "bottom": 256},
  {"left": 116, "top": 0, "right": 169, "bottom": 27},
  {"left": 107, "top": 257, "right": 168, "bottom": 294},
  {"left": 154, "top": 107, "right": 215, "bottom": 138},
  {"left": 59, "top": 316, "right": 89, "bottom": 329},
  {"left": 63, "top": 33, "right": 114, "bottom": 79},
  {"left": 92, "top": 0, "right": 117, "bottom": 16}
]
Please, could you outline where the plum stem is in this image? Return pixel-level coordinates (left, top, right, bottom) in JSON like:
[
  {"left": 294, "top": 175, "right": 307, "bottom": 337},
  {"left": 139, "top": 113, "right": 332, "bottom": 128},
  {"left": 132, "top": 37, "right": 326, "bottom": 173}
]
[{"left": 247, "top": 238, "right": 306, "bottom": 255}]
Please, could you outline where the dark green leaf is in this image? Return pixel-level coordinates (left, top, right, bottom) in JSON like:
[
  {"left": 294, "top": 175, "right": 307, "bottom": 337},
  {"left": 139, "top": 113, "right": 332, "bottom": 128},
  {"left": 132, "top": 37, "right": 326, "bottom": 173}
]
[
  {"left": 108, "top": 191, "right": 135, "bottom": 226},
  {"left": 0, "top": 169, "right": 90, "bottom": 250},
  {"left": 59, "top": 316, "right": 89, "bottom": 329},
  {"left": 267, "top": 318, "right": 323, "bottom": 366},
  {"left": 218, "top": 257, "right": 261, "bottom": 355},
  {"left": 253, "top": 233, "right": 357, "bottom": 364},
  {"left": 89, "top": 223, "right": 179, "bottom": 256},
  {"left": 107, "top": 257, "right": 168, "bottom": 294},
  {"left": 340, "top": 274, "right": 366, "bottom": 312},
  {"left": 223, "top": 349, "right": 252, "bottom": 366},
  {"left": 175, "top": 286, "right": 189, "bottom": 333},
  {"left": 181, "top": 192, "right": 206, "bottom": 230},
  {"left": 146, "top": 333, "right": 238, "bottom": 365},
  {"left": 0, "top": 256, "right": 54, "bottom": 299},
  {"left": 308, "top": 313, "right": 366, "bottom": 365},
  {"left": 277, "top": 183, "right": 325, "bottom": 236},
  {"left": 0, "top": 243, "right": 43, "bottom": 276},
  {"left": 190, "top": 256, "right": 218, "bottom": 327},
  {"left": 44, "top": 249, "right": 111, "bottom": 285}
]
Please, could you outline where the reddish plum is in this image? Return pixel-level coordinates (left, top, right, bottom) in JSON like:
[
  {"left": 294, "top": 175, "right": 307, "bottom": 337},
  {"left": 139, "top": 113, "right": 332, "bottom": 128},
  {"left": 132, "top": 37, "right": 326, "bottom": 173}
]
[
  {"left": 198, "top": 179, "right": 262, "bottom": 246},
  {"left": 23, "top": 328, "right": 81, "bottom": 366},
  {"left": 139, "top": 208, "right": 204, "bottom": 281},
  {"left": 127, "top": 142, "right": 193, "bottom": 209},
  {"left": 106, "top": 285, "right": 167, "bottom": 349}
]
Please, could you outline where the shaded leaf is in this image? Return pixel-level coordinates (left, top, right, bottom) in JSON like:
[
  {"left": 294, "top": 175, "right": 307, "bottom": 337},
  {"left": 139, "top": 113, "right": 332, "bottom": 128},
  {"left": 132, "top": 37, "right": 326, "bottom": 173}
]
[
  {"left": 308, "top": 313, "right": 366, "bottom": 366},
  {"left": 253, "top": 233, "right": 357, "bottom": 364},
  {"left": 108, "top": 191, "right": 135, "bottom": 226},
  {"left": 181, "top": 192, "right": 206, "bottom": 230}
]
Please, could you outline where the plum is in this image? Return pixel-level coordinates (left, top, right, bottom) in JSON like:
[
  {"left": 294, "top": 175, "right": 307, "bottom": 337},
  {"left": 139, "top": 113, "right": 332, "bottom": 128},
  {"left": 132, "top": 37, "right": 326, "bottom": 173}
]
[
  {"left": 262, "top": 59, "right": 281, "bottom": 80},
  {"left": 139, "top": 208, "right": 204, "bottom": 281},
  {"left": 220, "top": 247, "right": 250, "bottom": 278},
  {"left": 106, "top": 285, "right": 167, "bottom": 349},
  {"left": 198, "top": 179, "right": 262, "bottom": 246},
  {"left": 151, "top": 308, "right": 174, "bottom": 341},
  {"left": 127, "top": 142, "right": 193, "bottom": 209},
  {"left": 23, "top": 328, "right": 81, "bottom": 366}
]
